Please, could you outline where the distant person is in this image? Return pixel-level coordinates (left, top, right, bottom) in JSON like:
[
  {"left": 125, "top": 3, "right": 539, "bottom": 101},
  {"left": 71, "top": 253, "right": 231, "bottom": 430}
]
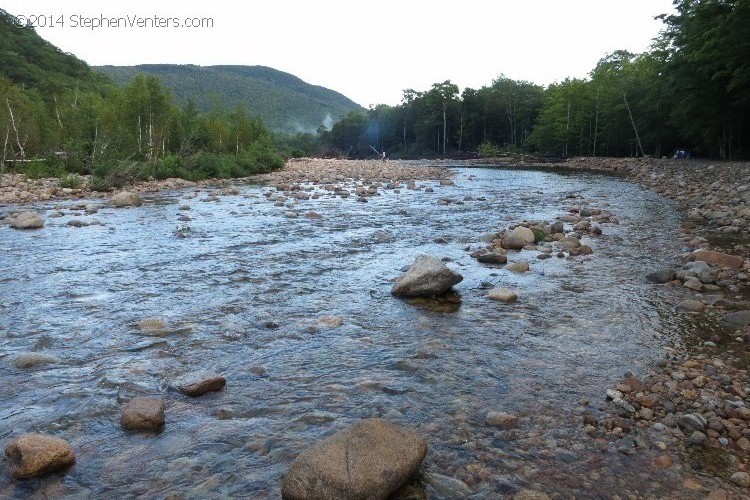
[{"left": 381, "top": 151, "right": 387, "bottom": 162}]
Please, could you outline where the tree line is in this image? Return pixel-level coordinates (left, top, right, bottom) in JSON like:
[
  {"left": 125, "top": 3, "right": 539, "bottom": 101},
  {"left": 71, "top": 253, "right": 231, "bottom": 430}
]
[
  {"left": 0, "top": 9, "right": 282, "bottom": 187},
  {"left": 308, "top": 0, "right": 750, "bottom": 160},
  {"left": 2, "top": 0, "right": 749, "bottom": 186}
]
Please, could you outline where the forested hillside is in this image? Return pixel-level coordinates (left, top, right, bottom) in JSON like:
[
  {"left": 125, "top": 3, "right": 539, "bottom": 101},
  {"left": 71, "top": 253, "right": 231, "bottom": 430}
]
[
  {"left": 0, "top": 8, "right": 283, "bottom": 187},
  {"left": 96, "top": 65, "right": 363, "bottom": 133},
  {"left": 2, "top": 0, "right": 749, "bottom": 181},
  {"left": 314, "top": 0, "right": 750, "bottom": 160}
]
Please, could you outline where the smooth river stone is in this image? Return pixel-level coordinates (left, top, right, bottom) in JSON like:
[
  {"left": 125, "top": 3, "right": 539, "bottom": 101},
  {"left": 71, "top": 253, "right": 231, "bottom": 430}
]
[
  {"left": 487, "top": 288, "right": 518, "bottom": 303},
  {"left": 281, "top": 418, "right": 427, "bottom": 500},
  {"left": 9, "top": 211, "right": 44, "bottom": 229},
  {"left": 121, "top": 397, "right": 165, "bottom": 431},
  {"left": 109, "top": 191, "right": 142, "bottom": 207},
  {"left": 5, "top": 434, "right": 75, "bottom": 479},
  {"left": 502, "top": 226, "right": 535, "bottom": 250},
  {"left": 391, "top": 254, "right": 463, "bottom": 297},
  {"left": 176, "top": 371, "right": 226, "bottom": 396}
]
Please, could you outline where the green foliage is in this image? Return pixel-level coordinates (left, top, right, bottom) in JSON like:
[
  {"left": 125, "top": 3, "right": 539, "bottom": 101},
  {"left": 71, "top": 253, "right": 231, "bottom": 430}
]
[
  {"left": 0, "top": 8, "right": 285, "bottom": 185},
  {"left": 532, "top": 228, "right": 547, "bottom": 244},
  {"left": 478, "top": 141, "right": 501, "bottom": 157},
  {"left": 91, "top": 161, "right": 146, "bottom": 190},
  {"left": 59, "top": 173, "right": 84, "bottom": 189}
]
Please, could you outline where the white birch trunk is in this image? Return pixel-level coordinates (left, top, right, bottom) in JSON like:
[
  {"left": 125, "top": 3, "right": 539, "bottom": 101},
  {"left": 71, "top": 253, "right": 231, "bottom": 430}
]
[{"left": 6, "top": 98, "right": 25, "bottom": 159}]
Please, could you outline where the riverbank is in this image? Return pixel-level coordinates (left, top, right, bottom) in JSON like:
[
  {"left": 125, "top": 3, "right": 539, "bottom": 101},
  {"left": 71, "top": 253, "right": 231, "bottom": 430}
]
[{"left": 0, "top": 158, "right": 452, "bottom": 207}]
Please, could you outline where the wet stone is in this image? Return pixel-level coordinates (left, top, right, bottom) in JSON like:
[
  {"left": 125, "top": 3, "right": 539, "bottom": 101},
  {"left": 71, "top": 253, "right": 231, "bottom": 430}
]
[
  {"left": 646, "top": 269, "right": 674, "bottom": 284},
  {"left": 5, "top": 434, "right": 75, "bottom": 479},
  {"left": 176, "top": 371, "right": 226, "bottom": 397},
  {"left": 391, "top": 254, "right": 463, "bottom": 297},
  {"left": 281, "top": 418, "right": 427, "bottom": 500},
  {"left": 487, "top": 288, "right": 518, "bottom": 303},
  {"left": 485, "top": 411, "right": 519, "bottom": 429},
  {"left": 477, "top": 252, "right": 507, "bottom": 264},
  {"left": 121, "top": 397, "right": 165, "bottom": 432},
  {"left": 731, "top": 472, "right": 750, "bottom": 488}
]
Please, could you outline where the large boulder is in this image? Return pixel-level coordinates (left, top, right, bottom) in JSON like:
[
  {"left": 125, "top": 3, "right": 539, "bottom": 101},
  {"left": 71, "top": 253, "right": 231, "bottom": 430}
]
[
  {"left": 109, "top": 191, "right": 142, "bottom": 208},
  {"left": 9, "top": 211, "right": 44, "bottom": 230},
  {"left": 501, "top": 226, "right": 535, "bottom": 250},
  {"left": 5, "top": 433, "right": 75, "bottom": 479},
  {"left": 281, "top": 418, "right": 427, "bottom": 500},
  {"left": 391, "top": 255, "right": 463, "bottom": 297}
]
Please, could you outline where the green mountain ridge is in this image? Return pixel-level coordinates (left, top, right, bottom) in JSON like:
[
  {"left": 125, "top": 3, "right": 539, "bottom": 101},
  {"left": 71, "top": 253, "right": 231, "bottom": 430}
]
[
  {"left": 0, "top": 9, "right": 111, "bottom": 93},
  {"left": 95, "top": 64, "right": 364, "bottom": 133}
]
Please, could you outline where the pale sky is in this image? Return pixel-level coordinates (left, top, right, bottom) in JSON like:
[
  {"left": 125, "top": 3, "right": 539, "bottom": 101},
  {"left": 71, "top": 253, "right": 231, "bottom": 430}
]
[{"left": 5, "top": 0, "right": 676, "bottom": 107}]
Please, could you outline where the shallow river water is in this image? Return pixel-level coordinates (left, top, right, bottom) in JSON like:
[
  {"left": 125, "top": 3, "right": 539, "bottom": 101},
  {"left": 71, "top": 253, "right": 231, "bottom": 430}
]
[{"left": 0, "top": 167, "right": 718, "bottom": 498}]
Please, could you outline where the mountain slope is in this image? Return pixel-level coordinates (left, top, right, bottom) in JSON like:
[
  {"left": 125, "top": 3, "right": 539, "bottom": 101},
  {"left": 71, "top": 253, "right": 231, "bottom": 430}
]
[
  {"left": 96, "top": 64, "right": 363, "bottom": 133},
  {"left": 0, "top": 9, "right": 111, "bottom": 93}
]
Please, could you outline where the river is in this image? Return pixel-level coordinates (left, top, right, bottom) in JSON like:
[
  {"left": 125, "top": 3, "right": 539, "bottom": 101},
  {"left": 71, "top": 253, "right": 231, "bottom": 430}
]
[{"left": 1, "top": 166, "right": 714, "bottom": 498}]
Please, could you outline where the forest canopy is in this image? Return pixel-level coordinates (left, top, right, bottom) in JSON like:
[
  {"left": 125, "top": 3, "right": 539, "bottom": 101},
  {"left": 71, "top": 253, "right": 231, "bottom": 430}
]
[
  {"left": 2, "top": 0, "right": 750, "bottom": 184},
  {"left": 306, "top": 0, "right": 750, "bottom": 160}
]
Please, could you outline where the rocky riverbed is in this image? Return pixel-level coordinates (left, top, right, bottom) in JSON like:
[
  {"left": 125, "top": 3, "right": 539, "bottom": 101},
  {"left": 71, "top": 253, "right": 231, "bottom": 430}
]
[{"left": 2, "top": 157, "right": 750, "bottom": 498}]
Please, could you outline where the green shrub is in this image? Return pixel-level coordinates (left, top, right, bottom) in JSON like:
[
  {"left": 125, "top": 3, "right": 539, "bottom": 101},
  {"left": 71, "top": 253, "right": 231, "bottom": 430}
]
[
  {"left": 59, "top": 174, "right": 85, "bottom": 189},
  {"left": 532, "top": 228, "right": 547, "bottom": 243},
  {"left": 22, "top": 159, "right": 65, "bottom": 179},
  {"left": 149, "top": 155, "right": 188, "bottom": 180},
  {"left": 478, "top": 141, "right": 501, "bottom": 157},
  {"left": 91, "top": 161, "right": 146, "bottom": 190}
]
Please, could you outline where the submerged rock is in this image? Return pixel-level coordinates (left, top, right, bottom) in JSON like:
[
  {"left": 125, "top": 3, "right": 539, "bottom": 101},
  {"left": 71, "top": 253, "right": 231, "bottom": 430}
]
[
  {"left": 485, "top": 411, "right": 519, "bottom": 429},
  {"left": 121, "top": 397, "right": 165, "bottom": 432},
  {"left": 281, "top": 418, "right": 427, "bottom": 500},
  {"left": 9, "top": 211, "right": 44, "bottom": 230},
  {"left": 487, "top": 288, "right": 518, "bottom": 303},
  {"left": 505, "top": 261, "right": 530, "bottom": 273},
  {"left": 677, "top": 300, "right": 706, "bottom": 313},
  {"left": 317, "top": 316, "right": 343, "bottom": 328},
  {"left": 10, "top": 352, "right": 60, "bottom": 369},
  {"left": 391, "top": 254, "right": 463, "bottom": 297},
  {"left": 5, "top": 434, "right": 75, "bottom": 479},
  {"left": 109, "top": 191, "right": 142, "bottom": 208},
  {"left": 176, "top": 371, "right": 226, "bottom": 396}
]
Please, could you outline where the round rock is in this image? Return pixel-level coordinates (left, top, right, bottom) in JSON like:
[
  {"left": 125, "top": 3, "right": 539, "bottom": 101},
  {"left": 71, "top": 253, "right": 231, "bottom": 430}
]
[
  {"left": 391, "top": 254, "right": 463, "bottom": 297},
  {"left": 109, "top": 191, "right": 142, "bottom": 208},
  {"left": 505, "top": 261, "right": 530, "bottom": 273},
  {"left": 487, "top": 288, "right": 518, "bottom": 303},
  {"left": 5, "top": 433, "right": 75, "bottom": 479},
  {"left": 281, "top": 418, "right": 427, "bottom": 500},
  {"left": 502, "top": 226, "right": 535, "bottom": 250},
  {"left": 121, "top": 397, "right": 165, "bottom": 431},
  {"left": 731, "top": 471, "right": 750, "bottom": 488},
  {"left": 485, "top": 411, "right": 519, "bottom": 429},
  {"left": 9, "top": 211, "right": 44, "bottom": 230}
]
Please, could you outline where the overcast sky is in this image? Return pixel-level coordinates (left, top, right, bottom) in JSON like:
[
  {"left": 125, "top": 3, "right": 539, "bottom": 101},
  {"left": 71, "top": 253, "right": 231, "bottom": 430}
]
[{"left": 6, "top": 0, "right": 676, "bottom": 107}]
